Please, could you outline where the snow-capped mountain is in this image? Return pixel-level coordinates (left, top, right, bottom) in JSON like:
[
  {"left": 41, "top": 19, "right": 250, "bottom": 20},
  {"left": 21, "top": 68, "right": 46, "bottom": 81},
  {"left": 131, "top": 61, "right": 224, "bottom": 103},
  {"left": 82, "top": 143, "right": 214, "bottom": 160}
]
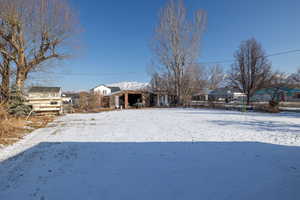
[{"left": 107, "top": 81, "right": 149, "bottom": 91}]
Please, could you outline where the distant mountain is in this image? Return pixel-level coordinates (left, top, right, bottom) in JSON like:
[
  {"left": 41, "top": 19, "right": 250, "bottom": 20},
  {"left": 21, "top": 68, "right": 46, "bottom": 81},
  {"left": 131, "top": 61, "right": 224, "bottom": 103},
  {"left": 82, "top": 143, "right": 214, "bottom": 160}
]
[{"left": 107, "top": 82, "right": 149, "bottom": 91}]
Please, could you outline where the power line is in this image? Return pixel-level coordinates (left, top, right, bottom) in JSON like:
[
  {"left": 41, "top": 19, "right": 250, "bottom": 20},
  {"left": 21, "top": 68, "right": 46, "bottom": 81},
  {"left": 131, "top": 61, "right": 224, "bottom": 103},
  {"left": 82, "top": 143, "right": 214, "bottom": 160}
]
[
  {"left": 199, "top": 59, "right": 233, "bottom": 64},
  {"left": 266, "top": 49, "right": 300, "bottom": 58},
  {"left": 41, "top": 71, "right": 143, "bottom": 77},
  {"left": 38, "top": 49, "right": 300, "bottom": 77},
  {"left": 199, "top": 49, "right": 300, "bottom": 65}
]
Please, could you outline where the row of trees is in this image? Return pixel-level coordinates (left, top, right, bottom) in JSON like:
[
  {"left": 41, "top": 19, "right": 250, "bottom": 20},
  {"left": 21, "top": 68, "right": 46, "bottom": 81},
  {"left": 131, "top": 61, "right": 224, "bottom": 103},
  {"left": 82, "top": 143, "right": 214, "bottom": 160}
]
[
  {"left": 150, "top": 0, "right": 300, "bottom": 106},
  {"left": 0, "top": 0, "right": 77, "bottom": 103},
  {"left": 150, "top": 64, "right": 224, "bottom": 104},
  {"left": 228, "top": 39, "right": 300, "bottom": 105}
]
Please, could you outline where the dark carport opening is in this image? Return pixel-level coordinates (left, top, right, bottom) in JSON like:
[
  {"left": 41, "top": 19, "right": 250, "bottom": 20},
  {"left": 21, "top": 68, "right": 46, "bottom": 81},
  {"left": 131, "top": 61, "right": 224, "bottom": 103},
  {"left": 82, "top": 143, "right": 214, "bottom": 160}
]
[
  {"left": 128, "top": 93, "right": 142, "bottom": 107},
  {"left": 119, "top": 95, "right": 125, "bottom": 108}
]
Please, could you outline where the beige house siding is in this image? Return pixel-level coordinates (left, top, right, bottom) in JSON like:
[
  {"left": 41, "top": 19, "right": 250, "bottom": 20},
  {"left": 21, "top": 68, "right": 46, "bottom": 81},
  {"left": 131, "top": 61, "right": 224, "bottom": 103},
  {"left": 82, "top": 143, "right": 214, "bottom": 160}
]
[{"left": 27, "top": 89, "right": 63, "bottom": 114}]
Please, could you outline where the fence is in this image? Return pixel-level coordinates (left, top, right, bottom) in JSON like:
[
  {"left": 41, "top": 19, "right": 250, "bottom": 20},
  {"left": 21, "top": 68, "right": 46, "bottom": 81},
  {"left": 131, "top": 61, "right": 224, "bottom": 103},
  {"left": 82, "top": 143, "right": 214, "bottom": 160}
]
[{"left": 187, "top": 101, "right": 300, "bottom": 112}]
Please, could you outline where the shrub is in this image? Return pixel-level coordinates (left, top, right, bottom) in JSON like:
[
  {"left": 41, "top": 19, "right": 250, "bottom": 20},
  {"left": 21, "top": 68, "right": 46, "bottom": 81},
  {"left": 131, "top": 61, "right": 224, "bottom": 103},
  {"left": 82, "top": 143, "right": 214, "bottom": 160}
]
[
  {"left": 0, "top": 104, "right": 23, "bottom": 145},
  {"left": 256, "top": 104, "right": 280, "bottom": 113},
  {"left": 269, "top": 100, "right": 279, "bottom": 108}
]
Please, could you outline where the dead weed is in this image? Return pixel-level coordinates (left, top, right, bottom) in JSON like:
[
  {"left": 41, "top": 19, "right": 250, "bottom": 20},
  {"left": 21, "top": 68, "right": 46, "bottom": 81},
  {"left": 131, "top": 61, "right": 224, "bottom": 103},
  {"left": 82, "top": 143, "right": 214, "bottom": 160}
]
[{"left": 0, "top": 104, "right": 55, "bottom": 146}]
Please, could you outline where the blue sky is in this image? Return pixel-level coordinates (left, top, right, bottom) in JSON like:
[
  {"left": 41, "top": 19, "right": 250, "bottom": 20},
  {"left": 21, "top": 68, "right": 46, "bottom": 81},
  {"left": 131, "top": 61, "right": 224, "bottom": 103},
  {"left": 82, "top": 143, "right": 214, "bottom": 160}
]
[{"left": 50, "top": 0, "right": 300, "bottom": 91}]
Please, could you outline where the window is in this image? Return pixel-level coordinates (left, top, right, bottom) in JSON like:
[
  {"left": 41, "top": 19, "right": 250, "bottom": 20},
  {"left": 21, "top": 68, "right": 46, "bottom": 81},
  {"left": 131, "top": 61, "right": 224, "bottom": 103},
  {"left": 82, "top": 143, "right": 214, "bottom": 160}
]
[{"left": 50, "top": 101, "right": 58, "bottom": 105}]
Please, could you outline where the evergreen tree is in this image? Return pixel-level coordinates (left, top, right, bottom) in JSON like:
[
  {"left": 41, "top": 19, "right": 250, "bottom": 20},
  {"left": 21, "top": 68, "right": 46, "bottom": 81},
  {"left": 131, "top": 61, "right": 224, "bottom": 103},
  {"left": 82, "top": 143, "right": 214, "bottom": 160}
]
[{"left": 8, "top": 86, "right": 32, "bottom": 117}]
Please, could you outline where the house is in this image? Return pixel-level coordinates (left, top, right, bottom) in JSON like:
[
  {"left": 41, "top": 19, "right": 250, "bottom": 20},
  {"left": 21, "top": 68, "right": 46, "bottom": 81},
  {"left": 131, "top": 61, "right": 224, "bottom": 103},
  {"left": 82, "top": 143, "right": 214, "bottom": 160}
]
[
  {"left": 208, "top": 88, "right": 246, "bottom": 102},
  {"left": 27, "top": 87, "right": 63, "bottom": 114},
  {"left": 62, "top": 94, "right": 72, "bottom": 104},
  {"left": 62, "top": 93, "right": 80, "bottom": 107},
  {"left": 252, "top": 87, "right": 300, "bottom": 102},
  {"left": 92, "top": 82, "right": 147, "bottom": 109},
  {"left": 288, "top": 88, "right": 300, "bottom": 101},
  {"left": 148, "top": 90, "right": 177, "bottom": 107},
  {"left": 104, "top": 89, "right": 176, "bottom": 109},
  {"left": 105, "top": 90, "right": 148, "bottom": 109},
  {"left": 153, "top": 92, "right": 170, "bottom": 107},
  {"left": 192, "top": 88, "right": 212, "bottom": 101},
  {"left": 90, "top": 85, "right": 121, "bottom": 108},
  {"left": 92, "top": 82, "right": 177, "bottom": 109},
  {"left": 90, "top": 85, "right": 121, "bottom": 96}
]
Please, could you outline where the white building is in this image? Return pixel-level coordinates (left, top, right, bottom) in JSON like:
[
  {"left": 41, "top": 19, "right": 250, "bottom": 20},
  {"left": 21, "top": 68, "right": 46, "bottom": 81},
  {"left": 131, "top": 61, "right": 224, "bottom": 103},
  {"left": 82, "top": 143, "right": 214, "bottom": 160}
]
[
  {"left": 91, "top": 85, "right": 111, "bottom": 95},
  {"left": 91, "top": 85, "right": 121, "bottom": 95},
  {"left": 27, "top": 87, "right": 63, "bottom": 114}
]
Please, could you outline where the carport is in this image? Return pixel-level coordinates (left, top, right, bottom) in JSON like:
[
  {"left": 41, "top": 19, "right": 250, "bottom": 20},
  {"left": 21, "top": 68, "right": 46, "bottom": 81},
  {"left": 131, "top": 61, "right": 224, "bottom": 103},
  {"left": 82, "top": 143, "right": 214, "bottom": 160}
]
[{"left": 108, "top": 90, "right": 147, "bottom": 109}]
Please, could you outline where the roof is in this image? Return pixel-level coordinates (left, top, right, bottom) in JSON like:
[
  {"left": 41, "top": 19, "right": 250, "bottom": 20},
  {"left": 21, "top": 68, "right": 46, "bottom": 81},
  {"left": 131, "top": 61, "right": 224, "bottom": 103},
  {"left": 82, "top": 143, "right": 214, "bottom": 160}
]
[
  {"left": 193, "top": 88, "right": 213, "bottom": 96},
  {"left": 107, "top": 86, "right": 121, "bottom": 93},
  {"left": 91, "top": 85, "right": 120, "bottom": 92},
  {"left": 63, "top": 93, "right": 80, "bottom": 98},
  {"left": 92, "top": 82, "right": 148, "bottom": 92},
  {"left": 255, "top": 87, "right": 300, "bottom": 94},
  {"left": 209, "top": 87, "right": 241, "bottom": 95},
  {"left": 28, "top": 87, "right": 61, "bottom": 93},
  {"left": 105, "top": 90, "right": 145, "bottom": 97},
  {"left": 107, "top": 82, "right": 149, "bottom": 91},
  {"left": 91, "top": 84, "right": 106, "bottom": 90}
]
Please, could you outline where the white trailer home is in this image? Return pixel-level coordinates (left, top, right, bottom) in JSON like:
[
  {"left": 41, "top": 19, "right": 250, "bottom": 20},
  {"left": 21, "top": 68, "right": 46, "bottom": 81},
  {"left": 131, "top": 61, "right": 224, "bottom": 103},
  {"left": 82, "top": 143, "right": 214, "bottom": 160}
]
[{"left": 27, "top": 87, "right": 63, "bottom": 115}]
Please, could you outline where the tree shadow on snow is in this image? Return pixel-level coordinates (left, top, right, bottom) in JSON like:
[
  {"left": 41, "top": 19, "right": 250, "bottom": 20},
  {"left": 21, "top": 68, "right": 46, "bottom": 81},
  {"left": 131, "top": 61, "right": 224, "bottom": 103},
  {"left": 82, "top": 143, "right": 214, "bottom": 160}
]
[
  {"left": 180, "top": 109, "right": 300, "bottom": 119},
  {"left": 209, "top": 120, "right": 300, "bottom": 133},
  {"left": 0, "top": 142, "right": 300, "bottom": 200}
]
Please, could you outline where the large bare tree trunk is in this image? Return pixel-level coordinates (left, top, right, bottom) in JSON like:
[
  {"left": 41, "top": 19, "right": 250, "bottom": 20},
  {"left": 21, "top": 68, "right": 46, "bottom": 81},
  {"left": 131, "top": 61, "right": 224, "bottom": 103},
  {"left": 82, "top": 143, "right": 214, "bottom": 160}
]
[
  {"left": 16, "top": 69, "right": 26, "bottom": 91},
  {"left": 0, "top": 57, "right": 10, "bottom": 102},
  {"left": 15, "top": 45, "right": 26, "bottom": 90},
  {"left": 0, "top": 0, "right": 79, "bottom": 90}
]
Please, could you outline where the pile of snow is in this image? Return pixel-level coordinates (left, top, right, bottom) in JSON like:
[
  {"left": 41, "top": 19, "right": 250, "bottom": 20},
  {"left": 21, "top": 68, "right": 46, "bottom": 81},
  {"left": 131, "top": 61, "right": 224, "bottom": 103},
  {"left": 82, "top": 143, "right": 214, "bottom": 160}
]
[{"left": 107, "top": 81, "right": 149, "bottom": 91}]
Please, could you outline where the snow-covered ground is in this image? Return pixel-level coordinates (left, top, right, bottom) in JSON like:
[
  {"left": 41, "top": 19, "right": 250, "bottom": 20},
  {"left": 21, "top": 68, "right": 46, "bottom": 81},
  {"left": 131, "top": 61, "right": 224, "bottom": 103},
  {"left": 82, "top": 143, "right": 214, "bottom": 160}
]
[{"left": 0, "top": 108, "right": 300, "bottom": 200}]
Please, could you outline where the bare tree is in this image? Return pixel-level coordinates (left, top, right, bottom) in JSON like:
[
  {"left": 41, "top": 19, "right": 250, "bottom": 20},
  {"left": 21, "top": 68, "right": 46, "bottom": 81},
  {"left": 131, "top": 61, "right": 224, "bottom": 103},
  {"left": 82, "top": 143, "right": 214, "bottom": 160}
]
[
  {"left": 150, "top": 72, "right": 172, "bottom": 93},
  {"left": 0, "top": 0, "right": 79, "bottom": 91},
  {"left": 228, "top": 38, "right": 273, "bottom": 105},
  {"left": 0, "top": 38, "right": 16, "bottom": 103},
  {"left": 288, "top": 68, "right": 300, "bottom": 86},
  {"left": 151, "top": 0, "right": 206, "bottom": 105},
  {"left": 78, "top": 92, "right": 89, "bottom": 112},
  {"left": 206, "top": 65, "right": 224, "bottom": 89},
  {"left": 0, "top": 55, "right": 11, "bottom": 103},
  {"left": 181, "top": 64, "right": 206, "bottom": 104},
  {"left": 264, "top": 69, "right": 300, "bottom": 108}
]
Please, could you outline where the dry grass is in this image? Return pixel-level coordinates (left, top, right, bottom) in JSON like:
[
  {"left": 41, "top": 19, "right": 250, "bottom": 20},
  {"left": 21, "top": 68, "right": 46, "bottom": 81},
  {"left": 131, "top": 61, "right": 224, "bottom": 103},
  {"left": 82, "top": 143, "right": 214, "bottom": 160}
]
[
  {"left": 27, "top": 116, "right": 55, "bottom": 129},
  {"left": 255, "top": 104, "right": 280, "bottom": 113},
  {"left": 0, "top": 118, "right": 26, "bottom": 146},
  {"left": 0, "top": 105, "right": 24, "bottom": 145},
  {"left": 280, "top": 102, "right": 300, "bottom": 108},
  {"left": 0, "top": 104, "right": 8, "bottom": 121},
  {"left": 0, "top": 104, "right": 55, "bottom": 146}
]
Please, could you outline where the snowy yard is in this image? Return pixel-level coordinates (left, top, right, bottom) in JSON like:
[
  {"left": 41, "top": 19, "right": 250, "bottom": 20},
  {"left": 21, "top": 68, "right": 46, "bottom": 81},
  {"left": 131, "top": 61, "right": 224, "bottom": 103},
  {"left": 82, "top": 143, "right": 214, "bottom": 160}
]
[{"left": 0, "top": 108, "right": 300, "bottom": 200}]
